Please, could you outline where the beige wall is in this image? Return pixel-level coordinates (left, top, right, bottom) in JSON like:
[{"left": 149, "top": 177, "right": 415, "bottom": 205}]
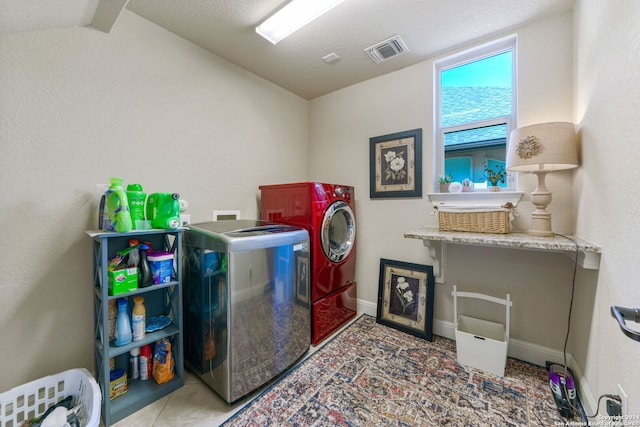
[
  {"left": 573, "top": 0, "right": 640, "bottom": 415},
  {"left": 309, "top": 11, "right": 580, "bottom": 348},
  {"left": 0, "top": 11, "right": 308, "bottom": 389}
]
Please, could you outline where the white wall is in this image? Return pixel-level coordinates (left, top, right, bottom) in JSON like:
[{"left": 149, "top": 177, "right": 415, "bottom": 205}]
[
  {"left": 0, "top": 11, "right": 308, "bottom": 389},
  {"left": 574, "top": 0, "right": 640, "bottom": 415},
  {"left": 310, "top": 11, "right": 583, "bottom": 352}
]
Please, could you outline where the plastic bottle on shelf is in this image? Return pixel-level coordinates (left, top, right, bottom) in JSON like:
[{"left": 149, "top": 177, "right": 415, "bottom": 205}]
[
  {"left": 139, "top": 344, "right": 152, "bottom": 380},
  {"left": 98, "top": 184, "right": 112, "bottom": 231},
  {"left": 126, "top": 184, "right": 146, "bottom": 230},
  {"left": 138, "top": 244, "right": 152, "bottom": 287},
  {"left": 146, "top": 192, "right": 181, "bottom": 230},
  {"left": 114, "top": 297, "right": 132, "bottom": 346},
  {"left": 106, "top": 177, "right": 133, "bottom": 233},
  {"left": 129, "top": 347, "right": 140, "bottom": 380},
  {"left": 131, "top": 296, "right": 146, "bottom": 342}
]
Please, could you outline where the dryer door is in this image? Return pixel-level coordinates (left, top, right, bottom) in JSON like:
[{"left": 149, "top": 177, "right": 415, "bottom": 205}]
[{"left": 321, "top": 201, "right": 356, "bottom": 262}]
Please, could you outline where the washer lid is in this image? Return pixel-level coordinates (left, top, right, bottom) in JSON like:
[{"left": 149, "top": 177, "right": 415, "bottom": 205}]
[
  {"left": 188, "top": 219, "right": 300, "bottom": 237},
  {"left": 321, "top": 201, "right": 356, "bottom": 262}
]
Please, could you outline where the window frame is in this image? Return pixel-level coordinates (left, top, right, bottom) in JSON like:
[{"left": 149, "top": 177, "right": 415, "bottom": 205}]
[{"left": 433, "top": 35, "right": 518, "bottom": 192}]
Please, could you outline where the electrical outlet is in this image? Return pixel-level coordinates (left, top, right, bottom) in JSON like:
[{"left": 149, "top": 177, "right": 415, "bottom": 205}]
[
  {"left": 607, "top": 398, "right": 622, "bottom": 416},
  {"left": 618, "top": 384, "right": 628, "bottom": 416}
]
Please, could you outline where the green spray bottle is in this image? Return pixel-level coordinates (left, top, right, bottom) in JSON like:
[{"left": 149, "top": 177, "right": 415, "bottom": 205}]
[{"left": 107, "top": 177, "right": 133, "bottom": 233}]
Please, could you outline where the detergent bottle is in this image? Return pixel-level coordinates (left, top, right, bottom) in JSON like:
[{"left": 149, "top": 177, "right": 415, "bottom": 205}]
[
  {"left": 107, "top": 177, "right": 133, "bottom": 233},
  {"left": 138, "top": 244, "right": 153, "bottom": 287},
  {"left": 114, "top": 297, "right": 132, "bottom": 346},
  {"left": 126, "top": 184, "right": 146, "bottom": 229},
  {"left": 98, "top": 184, "right": 112, "bottom": 231},
  {"left": 146, "top": 193, "right": 181, "bottom": 230},
  {"left": 131, "top": 296, "right": 146, "bottom": 342}
]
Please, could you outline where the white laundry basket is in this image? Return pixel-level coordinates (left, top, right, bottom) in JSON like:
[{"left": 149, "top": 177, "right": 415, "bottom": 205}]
[
  {"left": 0, "top": 368, "right": 101, "bottom": 427},
  {"left": 453, "top": 285, "right": 512, "bottom": 377}
]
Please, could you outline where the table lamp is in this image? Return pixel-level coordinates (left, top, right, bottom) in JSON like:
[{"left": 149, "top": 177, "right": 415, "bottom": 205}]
[{"left": 506, "top": 122, "right": 578, "bottom": 237}]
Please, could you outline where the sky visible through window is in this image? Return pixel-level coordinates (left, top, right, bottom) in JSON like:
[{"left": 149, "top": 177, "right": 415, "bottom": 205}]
[{"left": 441, "top": 52, "right": 512, "bottom": 88}]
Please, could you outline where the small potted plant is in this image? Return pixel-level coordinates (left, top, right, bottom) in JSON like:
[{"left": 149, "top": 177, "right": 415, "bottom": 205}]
[
  {"left": 461, "top": 178, "right": 472, "bottom": 192},
  {"left": 437, "top": 174, "right": 454, "bottom": 192},
  {"left": 485, "top": 165, "right": 506, "bottom": 191}
]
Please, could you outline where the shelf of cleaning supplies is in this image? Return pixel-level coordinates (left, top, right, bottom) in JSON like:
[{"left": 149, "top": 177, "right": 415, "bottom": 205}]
[
  {"left": 88, "top": 228, "right": 184, "bottom": 426},
  {"left": 404, "top": 228, "right": 601, "bottom": 283}
]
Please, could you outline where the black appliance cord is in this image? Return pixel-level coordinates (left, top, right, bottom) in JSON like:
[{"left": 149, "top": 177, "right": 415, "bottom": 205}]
[{"left": 556, "top": 233, "right": 619, "bottom": 420}]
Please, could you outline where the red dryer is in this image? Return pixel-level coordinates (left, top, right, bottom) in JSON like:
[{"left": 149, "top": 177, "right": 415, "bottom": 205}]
[{"left": 259, "top": 182, "right": 357, "bottom": 345}]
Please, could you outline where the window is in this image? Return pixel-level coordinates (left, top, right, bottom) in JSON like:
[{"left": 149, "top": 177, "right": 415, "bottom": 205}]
[{"left": 434, "top": 36, "right": 517, "bottom": 191}]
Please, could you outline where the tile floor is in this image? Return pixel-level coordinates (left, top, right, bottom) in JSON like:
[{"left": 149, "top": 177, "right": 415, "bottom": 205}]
[
  {"left": 110, "top": 369, "right": 247, "bottom": 427},
  {"left": 109, "top": 319, "right": 354, "bottom": 427}
]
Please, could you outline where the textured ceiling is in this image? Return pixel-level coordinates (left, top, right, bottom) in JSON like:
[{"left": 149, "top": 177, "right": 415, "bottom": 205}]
[
  {"left": 2, "top": 0, "right": 574, "bottom": 100},
  {"left": 0, "top": 0, "right": 100, "bottom": 33}
]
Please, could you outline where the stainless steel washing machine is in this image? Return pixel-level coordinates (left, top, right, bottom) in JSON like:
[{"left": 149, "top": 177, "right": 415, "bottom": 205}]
[{"left": 183, "top": 220, "right": 310, "bottom": 403}]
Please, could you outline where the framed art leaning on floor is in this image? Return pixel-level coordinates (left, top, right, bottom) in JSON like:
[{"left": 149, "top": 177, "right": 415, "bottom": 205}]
[{"left": 376, "top": 258, "right": 435, "bottom": 340}]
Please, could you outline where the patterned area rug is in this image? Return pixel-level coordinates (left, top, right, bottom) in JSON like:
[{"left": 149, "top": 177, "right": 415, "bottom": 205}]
[{"left": 223, "top": 315, "right": 582, "bottom": 426}]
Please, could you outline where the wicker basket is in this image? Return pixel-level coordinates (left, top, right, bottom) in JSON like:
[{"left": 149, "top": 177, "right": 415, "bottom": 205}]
[{"left": 436, "top": 205, "right": 512, "bottom": 234}]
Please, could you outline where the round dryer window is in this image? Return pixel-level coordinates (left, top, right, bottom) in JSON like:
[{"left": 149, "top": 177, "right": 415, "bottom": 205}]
[{"left": 321, "top": 201, "right": 356, "bottom": 262}]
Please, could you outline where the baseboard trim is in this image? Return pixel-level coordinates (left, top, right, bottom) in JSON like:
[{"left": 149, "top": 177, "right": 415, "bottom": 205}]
[
  {"left": 357, "top": 299, "right": 596, "bottom": 415},
  {"left": 358, "top": 299, "right": 377, "bottom": 317}
]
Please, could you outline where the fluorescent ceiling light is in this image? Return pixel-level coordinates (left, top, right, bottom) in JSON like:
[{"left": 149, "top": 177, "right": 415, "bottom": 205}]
[{"left": 256, "top": 0, "right": 346, "bottom": 44}]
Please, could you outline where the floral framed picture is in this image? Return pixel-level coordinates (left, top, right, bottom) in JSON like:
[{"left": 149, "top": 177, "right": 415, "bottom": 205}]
[
  {"left": 369, "top": 128, "right": 422, "bottom": 198},
  {"left": 376, "top": 258, "right": 435, "bottom": 340}
]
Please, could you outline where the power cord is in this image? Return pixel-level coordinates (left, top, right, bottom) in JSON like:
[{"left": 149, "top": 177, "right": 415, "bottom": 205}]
[
  {"left": 556, "top": 233, "right": 620, "bottom": 420},
  {"left": 556, "top": 233, "right": 582, "bottom": 420},
  {"left": 589, "top": 394, "right": 622, "bottom": 418}
]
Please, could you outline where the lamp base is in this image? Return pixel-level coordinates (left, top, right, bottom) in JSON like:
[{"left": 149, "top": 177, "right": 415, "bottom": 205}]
[
  {"left": 528, "top": 172, "right": 554, "bottom": 237},
  {"left": 529, "top": 209, "right": 554, "bottom": 237}
]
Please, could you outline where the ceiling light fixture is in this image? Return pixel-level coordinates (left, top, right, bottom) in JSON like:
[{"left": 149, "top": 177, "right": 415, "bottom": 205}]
[{"left": 256, "top": 0, "right": 346, "bottom": 45}]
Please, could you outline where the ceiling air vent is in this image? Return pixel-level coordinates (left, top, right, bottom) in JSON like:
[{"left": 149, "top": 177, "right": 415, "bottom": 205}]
[{"left": 365, "top": 35, "right": 409, "bottom": 64}]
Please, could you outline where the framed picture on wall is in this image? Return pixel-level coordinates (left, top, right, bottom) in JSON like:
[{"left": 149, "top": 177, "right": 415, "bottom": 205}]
[
  {"left": 376, "top": 258, "right": 434, "bottom": 340},
  {"left": 369, "top": 128, "right": 422, "bottom": 198}
]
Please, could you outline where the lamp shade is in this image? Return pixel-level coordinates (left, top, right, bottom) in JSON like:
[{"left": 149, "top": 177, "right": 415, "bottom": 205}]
[{"left": 506, "top": 122, "right": 578, "bottom": 172}]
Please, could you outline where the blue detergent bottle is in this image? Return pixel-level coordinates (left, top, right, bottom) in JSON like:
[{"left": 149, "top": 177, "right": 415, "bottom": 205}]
[
  {"left": 114, "top": 297, "right": 132, "bottom": 346},
  {"left": 107, "top": 177, "right": 133, "bottom": 233}
]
